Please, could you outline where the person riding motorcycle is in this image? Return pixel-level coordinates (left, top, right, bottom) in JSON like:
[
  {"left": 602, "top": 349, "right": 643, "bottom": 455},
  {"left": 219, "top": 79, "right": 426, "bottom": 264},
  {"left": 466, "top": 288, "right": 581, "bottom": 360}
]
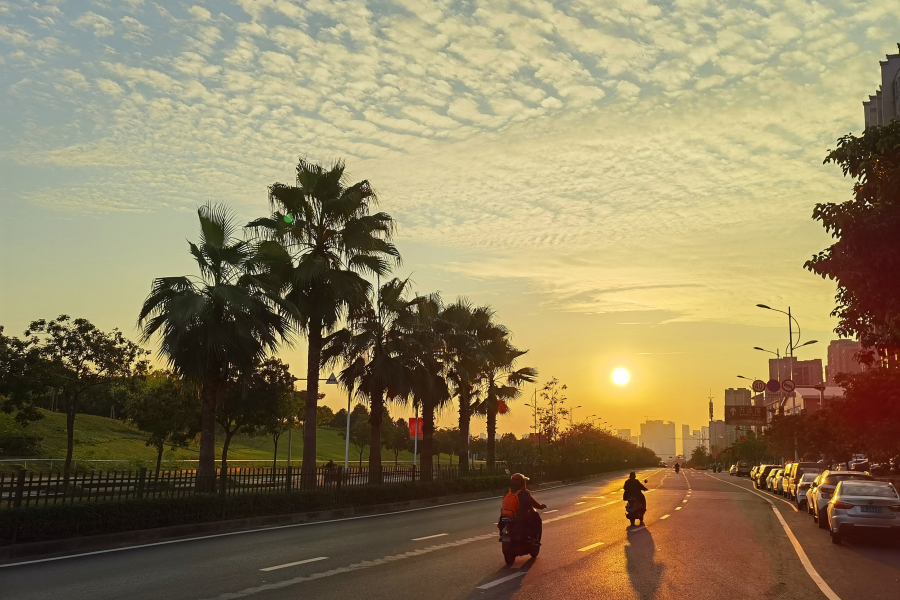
[
  {"left": 499, "top": 473, "right": 546, "bottom": 541},
  {"left": 623, "top": 471, "right": 648, "bottom": 526},
  {"left": 674, "top": 463, "right": 680, "bottom": 473}
]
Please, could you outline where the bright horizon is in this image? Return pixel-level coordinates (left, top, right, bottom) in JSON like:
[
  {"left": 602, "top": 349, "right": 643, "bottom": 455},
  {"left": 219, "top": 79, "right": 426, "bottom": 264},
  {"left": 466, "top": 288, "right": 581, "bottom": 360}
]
[{"left": 3, "top": 1, "right": 896, "bottom": 441}]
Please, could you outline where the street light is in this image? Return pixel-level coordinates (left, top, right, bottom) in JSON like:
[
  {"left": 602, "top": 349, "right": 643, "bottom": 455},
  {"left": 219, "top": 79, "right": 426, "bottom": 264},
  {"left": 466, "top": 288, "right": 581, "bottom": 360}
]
[{"left": 569, "top": 405, "right": 582, "bottom": 426}]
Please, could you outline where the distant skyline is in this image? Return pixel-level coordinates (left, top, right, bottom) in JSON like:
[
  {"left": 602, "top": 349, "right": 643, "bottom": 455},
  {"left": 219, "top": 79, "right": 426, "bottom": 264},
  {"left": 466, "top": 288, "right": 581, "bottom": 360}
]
[{"left": 2, "top": 1, "right": 898, "bottom": 438}]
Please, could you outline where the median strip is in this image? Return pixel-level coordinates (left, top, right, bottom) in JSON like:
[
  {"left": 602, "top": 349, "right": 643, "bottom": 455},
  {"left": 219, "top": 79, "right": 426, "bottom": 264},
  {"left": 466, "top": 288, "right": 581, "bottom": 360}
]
[{"left": 260, "top": 557, "right": 328, "bottom": 572}]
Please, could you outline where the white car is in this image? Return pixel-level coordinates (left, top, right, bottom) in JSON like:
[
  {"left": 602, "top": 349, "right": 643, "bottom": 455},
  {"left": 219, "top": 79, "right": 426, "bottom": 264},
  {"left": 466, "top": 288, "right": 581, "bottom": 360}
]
[
  {"left": 810, "top": 470, "right": 875, "bottom": 528},
  {"left": 774, "top": 470, "right": 787, "bottom": 495},
  {"left": 826, "top": 480, "right": 900, "bottom": 544},
  {"left": 805, "top": 474, "right": 824, "bottom": 514},
  {"left": 767, "top": 469, "right": 782, "bottom": 493},
  {"left": 795, "top": 472, "right": 818, "bottom": 509}
]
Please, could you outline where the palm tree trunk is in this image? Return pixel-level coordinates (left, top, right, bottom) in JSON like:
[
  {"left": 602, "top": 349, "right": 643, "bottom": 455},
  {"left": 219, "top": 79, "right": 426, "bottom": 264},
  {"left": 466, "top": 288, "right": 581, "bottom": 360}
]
[
  {"left": 63, "top": 391, "right": 77, "bottom": 482},
  {"left": 369, "top": 388, "right": 384, "bottom": 484},
  {"left": 198, "top": 382, "right": 218, "bottom": 492},
  {"left": 220, "top": 429, "right": 236, "bottom": 495},
  {"left": 421, "top": 399, "right": 435, "bottom": 482},
  {"left": 458, "top": 392, "right": 470, "bottom": 476},
  {"left": 303, "top": 319, "right": 323, "bottom": 485},
  {"left": 156, "top": 443, "right": 163, "bottom": 476},
  {"left": 486, "top": 408, "right": 497, "bottom": 468}
]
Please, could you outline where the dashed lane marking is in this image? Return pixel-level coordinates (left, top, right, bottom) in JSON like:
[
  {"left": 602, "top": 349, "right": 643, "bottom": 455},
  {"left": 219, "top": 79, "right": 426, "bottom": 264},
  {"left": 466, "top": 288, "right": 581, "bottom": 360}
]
[
  {"left": 675, "top": 507, "right": 682, "bottom": 511},
  {"left": 260, "top": 557, "right": 328, "bottom": 572},
  {"left": 477, "top": 572, "right": 526, "bottom": 589},
  {"left": 575, "top": 502, "right": 585, "bottom": 505},
  {"left": 578, "top": 541, "right": 605, "bottom": 552},
  {"left": 543, "top": 510, "right": 559, "bottom": 514},
  {"left": 660, "top": 514, "right": 670, "bottom": 520},
  {"left": 630, "top": 526, "right": 646, "bottom": 532},
  {"left": 412, "top": 533, "right": 448, "bottom": 541}
]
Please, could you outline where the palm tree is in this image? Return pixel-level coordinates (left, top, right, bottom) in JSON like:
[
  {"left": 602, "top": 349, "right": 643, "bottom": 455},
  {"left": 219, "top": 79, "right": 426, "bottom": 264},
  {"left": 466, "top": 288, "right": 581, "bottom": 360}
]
[
  {"left": 476, "top": 334, "right": 537, "bottom": 468},
  {"left": 139, "top": 204, "right": 290, "bottom": 489},
  {"left": 247, "top": 159, "right": 399, "bottom": 480},
  {"left": 322, "top": 278, "right": 415, "bottom": 482}
]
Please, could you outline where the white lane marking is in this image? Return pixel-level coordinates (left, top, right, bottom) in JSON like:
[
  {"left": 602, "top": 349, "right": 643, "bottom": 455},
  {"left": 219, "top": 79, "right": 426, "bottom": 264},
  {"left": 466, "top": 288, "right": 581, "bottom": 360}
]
[
  {"left": 682, "top": 500, "right": 688, "bottom": 503},
  {"left": 675, "top": 507, "right": 682, "bottom": 511},
  {"left": 714, "top": 475, "right": 798, "bottom": 512},
  {"left": 544, "top": 509, "right": 559, "bottom": 514},
  {"left": 575, "top": 502, "right": 585, "bottom": 505},
  {"left": 578, "top": 541, "right": 605, "bottom": 551},
  {"left": 2, "top": 472, "right": 637, "bottom": 570},
  {"left": 711, "top": 475, "right": 842, "bottom": 600},
  {"left": 260, "top": 557, "right": 328, "bottom": 572},
  {"left": 603, "top": 500, "right": 618, "bottom": 507},
  {"left": 477, "top": 572, "right": 526, "bottom": 589},
  {"left": 412, "top": 533, "right": 448, "bottom": 541},
  {"left": 660, "top": 514, "right": 670, "bottom": 520},
  {"left": 630, "top": 526, "right": 646, "bottom": 532}
]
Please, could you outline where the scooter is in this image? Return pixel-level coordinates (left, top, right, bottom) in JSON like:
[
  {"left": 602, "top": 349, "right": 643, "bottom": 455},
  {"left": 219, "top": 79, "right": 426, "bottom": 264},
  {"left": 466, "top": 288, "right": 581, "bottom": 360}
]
[
  {"left": 625, "top": 479, "right": 650, "bottom": 526},
  {"left": 499, "top": 515, "right": 541, "bottom": 566}
]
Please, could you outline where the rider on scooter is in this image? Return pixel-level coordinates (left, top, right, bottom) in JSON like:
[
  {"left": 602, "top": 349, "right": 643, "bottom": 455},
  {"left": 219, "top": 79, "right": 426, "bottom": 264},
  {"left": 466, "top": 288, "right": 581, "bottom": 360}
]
[
  {"left": 623, "top": 471, "right": 648, "bottom": 526},
  {"left": 500, "top": 473, "right": 547, "bottom": 540}
]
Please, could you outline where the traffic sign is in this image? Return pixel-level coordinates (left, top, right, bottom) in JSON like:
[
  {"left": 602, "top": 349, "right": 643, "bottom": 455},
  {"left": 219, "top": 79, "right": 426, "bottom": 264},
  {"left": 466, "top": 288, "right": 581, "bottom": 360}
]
[
  {"left": 781, "top": 379, "right": 795, "bottom": 393},
  {"left": 408, "top": 417, "right": 423, "bottom": 439},
  {"left": 725, "top": 405, "right": 766, "bottom": 425},
  {"left": 325, "top": 373, "right": 338, "bottom": 385},
  {"left": 752, "top": 379, "right": 766, "bottom": 393},
  {"left": 766, "top": 379, "right": 781, "bottom": 393}
]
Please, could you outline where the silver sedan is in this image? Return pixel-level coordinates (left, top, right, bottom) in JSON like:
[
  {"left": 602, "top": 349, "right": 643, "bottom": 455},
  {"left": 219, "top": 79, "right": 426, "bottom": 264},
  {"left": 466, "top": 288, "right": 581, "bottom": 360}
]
[{"left": 826, "top": 480, "right": 900, "bottom": 545}]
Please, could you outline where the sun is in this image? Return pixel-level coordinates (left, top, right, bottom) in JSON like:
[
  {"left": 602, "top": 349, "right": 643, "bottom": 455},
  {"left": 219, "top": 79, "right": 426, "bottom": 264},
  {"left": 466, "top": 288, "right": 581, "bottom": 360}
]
[{"left": 612, "top": 367, "right": 631, "bottom": 386}]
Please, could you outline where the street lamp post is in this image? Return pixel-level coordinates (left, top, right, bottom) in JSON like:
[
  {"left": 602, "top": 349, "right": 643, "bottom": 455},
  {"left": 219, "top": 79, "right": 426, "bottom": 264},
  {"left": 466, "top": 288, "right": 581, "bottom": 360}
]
[{"left": 569, "top": 405, "right": 582, "bottom": 426}]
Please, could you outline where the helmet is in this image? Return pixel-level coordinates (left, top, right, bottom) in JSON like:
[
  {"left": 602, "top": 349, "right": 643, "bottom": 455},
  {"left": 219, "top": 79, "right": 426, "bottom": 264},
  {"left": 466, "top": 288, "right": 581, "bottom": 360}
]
[{"left": 510, "top": 473, "right": 529, "bottom": 486}]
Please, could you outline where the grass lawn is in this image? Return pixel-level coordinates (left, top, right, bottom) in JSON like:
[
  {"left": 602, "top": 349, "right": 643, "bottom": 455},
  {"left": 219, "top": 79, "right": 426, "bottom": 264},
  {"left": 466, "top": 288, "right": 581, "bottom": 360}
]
[{"left": 0, "top": 410, "right": 462, "bottom": 469}]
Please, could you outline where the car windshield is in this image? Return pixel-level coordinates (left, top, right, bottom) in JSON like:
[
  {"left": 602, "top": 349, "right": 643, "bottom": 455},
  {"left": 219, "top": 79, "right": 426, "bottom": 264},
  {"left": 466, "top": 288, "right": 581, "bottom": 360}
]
[
  {"left": 838, "top": 483, "right": 899, "bottom": 498},
  {"left": 824, "top": 474, "right": 873, "bottom": 486},
  {"left": 800, "top": 473, "right": 817, "bottom": 482}
]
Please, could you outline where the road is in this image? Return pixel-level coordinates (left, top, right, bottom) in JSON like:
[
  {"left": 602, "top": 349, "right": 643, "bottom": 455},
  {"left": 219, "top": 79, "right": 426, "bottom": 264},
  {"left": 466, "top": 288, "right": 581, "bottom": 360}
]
[{"left": 2, "top": 468, "right": 899, "bottom": 600}]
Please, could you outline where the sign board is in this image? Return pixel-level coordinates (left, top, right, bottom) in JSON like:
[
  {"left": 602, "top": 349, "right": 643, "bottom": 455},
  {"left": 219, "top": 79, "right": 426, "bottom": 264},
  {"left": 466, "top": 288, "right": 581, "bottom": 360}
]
[
  {"left": 781, "top": 379, "right": 796, "bottom": 393},
  {"left": 766, "top": 379, "right": 781, "bottom": 393},
  {"left": 711, "top": 450, "right": 719, "bottom": 457},
  {"left": 529, "top": 433, "right": 541, "bottom": 443},
  {"left": 408, "top": 418, "right": 423, "bottom": 440},
  {"left": 325, "top": 373, "right": 338, "bottom": 385},
  {"left": 724, "top": 405, "right": 766, "bottom": 426},
  {"left": 752, "top": 380, "right": 766, "bottom": 393}
]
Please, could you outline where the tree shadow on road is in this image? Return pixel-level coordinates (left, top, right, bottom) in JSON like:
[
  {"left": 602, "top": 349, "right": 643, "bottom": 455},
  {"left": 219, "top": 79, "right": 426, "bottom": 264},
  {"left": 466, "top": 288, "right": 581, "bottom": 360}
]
[
  {"left": 625, "top": 527, "right": 664, "bottom": 600},
  {"left": 462, "top": 557, "right": 536, "bottom": 600}
]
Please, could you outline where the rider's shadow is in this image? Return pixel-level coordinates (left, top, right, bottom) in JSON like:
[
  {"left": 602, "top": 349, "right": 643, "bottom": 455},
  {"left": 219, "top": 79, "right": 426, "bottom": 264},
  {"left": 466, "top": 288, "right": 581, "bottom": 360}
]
[
  {"left": 463, "top": 558, "right": 536, "bottom": 599},
  {"left": 625, "top": 527, "right": 664, "bottom": 600}
]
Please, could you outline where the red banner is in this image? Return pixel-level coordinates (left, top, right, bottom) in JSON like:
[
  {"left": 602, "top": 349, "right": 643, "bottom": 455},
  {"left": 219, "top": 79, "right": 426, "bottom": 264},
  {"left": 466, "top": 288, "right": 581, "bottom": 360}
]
[
  {"left": 529, "top": 433, "right": 541, "bottom": 442},
  {"left": 408, "top": 417, "right": 423, "bottom": 439}
]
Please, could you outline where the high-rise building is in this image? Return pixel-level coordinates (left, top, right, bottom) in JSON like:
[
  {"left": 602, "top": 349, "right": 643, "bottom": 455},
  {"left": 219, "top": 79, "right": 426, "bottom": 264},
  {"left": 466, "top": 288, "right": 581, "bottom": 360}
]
[
  {"left": 700, "top": 426, "right": 710, "bottom": 450},
  {"left": 630, "top": 435, "right": 640, "bottom": 446},
  {"left": 617, "top": 429, "right": 631, "bottom": 442},
  {"left": 682, "top": 424, "right": 700, "bottom": 461},
  {"left": 708, "top": 420, "right": 728, "bottom": 454},
  {"left": 639, "top": 420, "right": 676, "bottom": 461},
  {"left": 863, "top": 45, "right": 900, "bottom": 128},
  {"left": 725, "top": 388, "right": 751, "bottom": 406},
  {"left": 826, "top": 339, "right": 864, "bottom": 384}
]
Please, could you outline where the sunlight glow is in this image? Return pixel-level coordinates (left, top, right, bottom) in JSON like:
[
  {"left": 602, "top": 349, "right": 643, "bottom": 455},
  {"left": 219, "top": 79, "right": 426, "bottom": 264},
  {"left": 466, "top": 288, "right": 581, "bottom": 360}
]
[{"left": 612, "top": 368, "right": 631, "bottom": 386}]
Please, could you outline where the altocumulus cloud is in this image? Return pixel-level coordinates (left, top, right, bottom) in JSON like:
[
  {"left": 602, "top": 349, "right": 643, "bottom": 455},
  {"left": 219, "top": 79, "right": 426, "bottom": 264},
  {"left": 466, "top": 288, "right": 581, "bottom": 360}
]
[{"left": 1, "top": 0, "right": 898, "bottom": 325}]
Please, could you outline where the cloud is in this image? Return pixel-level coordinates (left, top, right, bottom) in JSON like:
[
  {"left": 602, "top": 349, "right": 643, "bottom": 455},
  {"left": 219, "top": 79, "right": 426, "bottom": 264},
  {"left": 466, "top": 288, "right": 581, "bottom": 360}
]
[
  {"left": 72, "top": 11, "right": 115, "bottom": 37},
  {"left": 188, "top": 6, "right": 212, "bottom": 21}
]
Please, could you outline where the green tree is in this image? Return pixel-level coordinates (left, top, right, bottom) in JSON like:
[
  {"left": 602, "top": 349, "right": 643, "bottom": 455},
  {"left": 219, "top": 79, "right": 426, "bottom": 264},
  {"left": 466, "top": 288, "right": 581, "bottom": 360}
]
[
  {"left": 383, "top": 417, "right": 411, "bottom": 466},
  {"left": 316, "top": 405, "right": 335, "bottom": 427},
  {"left": 256, "top": 389, "right": 304, "bottom": 471},
  {"left": 806, "top": 121, "right": 900, "bottom": 367},
  {"left": 0, "top": 326, "right": 45, "bottom": 426},
  {"left": 217, "top": 357, "right": 295, "bottom": 489},
  {"left": 126, "top": 370, "right": 201, "bottom": 474},
  {"left": 340, "top": 417, "right": 370, "bottom": 466},
  {"left": 247, "top": 159, "right": 400, "bottom": 480},
  {"left": 139, "top": 204, "right": 290, "bottom": 489},
  {"left": 25, "top": 316, "right": 147, "bottom": 478}
]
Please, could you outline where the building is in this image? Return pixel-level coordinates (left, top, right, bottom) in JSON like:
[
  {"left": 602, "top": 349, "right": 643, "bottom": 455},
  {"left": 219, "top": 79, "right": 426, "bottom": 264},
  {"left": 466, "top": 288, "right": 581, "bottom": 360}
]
[
  {"left": 639, "top": 420, "right": 676, "bottom": 461},
  {"left": 630, "top": 435, "right": 640, "bottom": 446},
  {"left": 700, "top": 426, "right": 710, "bottom": 450},
  {"left": 827, "top": 339, "right": 864, "bottom": 384},
  {"left": 725, "top": 388, "right": 751, "bottom": 406},
  {"left": 708, "top": 420, "right": 728, "bottom": 455},
  {"left": 793, "top": 386, "right": 846, "bottom": 414},
  {"left": 617, "top": 429, "right": 631, "bottom": 442},
  {"left": 682, "top": 425, "right": 700, "bottom": 461},
  {"left": 764, "top": 356, "right": 825, "bottom": 420},
  {"left": 863, "top": 44, "right": 900, "bottom": 128}
]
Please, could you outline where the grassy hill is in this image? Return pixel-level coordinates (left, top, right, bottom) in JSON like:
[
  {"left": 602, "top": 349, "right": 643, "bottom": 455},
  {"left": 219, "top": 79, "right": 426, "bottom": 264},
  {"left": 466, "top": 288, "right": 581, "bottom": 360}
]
[{"left": 0, "top": 409, "right": 460, "bottom": 470}]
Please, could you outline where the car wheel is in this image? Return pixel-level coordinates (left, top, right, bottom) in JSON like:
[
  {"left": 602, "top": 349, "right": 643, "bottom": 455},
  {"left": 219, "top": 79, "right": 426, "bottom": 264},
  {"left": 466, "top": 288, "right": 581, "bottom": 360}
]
[
  {"left": 830, "top": 527, "right": 842, "bottom": 545},
  {"left": 504, "top": 552, "right": 515, "bottom": 566},
  {"left": 818, "top": 513, "right": 827, "bottom": 529},
  {"left": 807, "top": 503, "right": 813, "bottom": 515}
]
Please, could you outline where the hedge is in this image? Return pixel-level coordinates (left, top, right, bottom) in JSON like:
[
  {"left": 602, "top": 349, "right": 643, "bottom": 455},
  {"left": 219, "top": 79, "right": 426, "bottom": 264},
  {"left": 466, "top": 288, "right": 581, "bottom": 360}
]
[{"left": 0, "top": 475, "right": 512, "bottom": 546}]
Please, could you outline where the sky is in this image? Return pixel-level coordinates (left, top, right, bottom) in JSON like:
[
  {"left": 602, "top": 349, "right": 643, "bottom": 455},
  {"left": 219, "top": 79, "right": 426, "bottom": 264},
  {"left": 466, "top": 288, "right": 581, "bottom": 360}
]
[{"left": 1, "top": 0, "right": 898, "bottom": 443}]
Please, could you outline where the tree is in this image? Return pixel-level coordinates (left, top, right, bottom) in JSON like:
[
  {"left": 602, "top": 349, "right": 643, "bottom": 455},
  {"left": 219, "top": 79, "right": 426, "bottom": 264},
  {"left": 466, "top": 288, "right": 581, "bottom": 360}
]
[
  {"left": 25, "top": 316, "right": 147, "bottom": 478},
  {"left": 256, "top": 389, "right": 304, "bottom": 472},
  {"left": 139, "top": 204, "right": 290, "bottom": 489},
  {"left": 806, "top": 121, "right": 900, "bottom": 367},
  {"left": 316, "top": 405, "right": 335, "bottom": 427},
  {"left": 247, "top": 159, "right": 400, "bottom": 481},
  {"left": 217, "top": 357, "right": 294, "bottom": 489},
  {"left": 322, "top": 278, "right": 417, "bottom": 482},
  {"left": 688, "top": 445, "right": 709, "bottom": 468},
  {"left": 341, "top": 418, "right": 370, "bottom": 466},
  {"left": 383, "top": 417, "right": 411, "bottom": 466},
  {"left": 0, "top": 326, "right": 45, "bottom": 426},
  {"left": 126, "top": 370, "right": 201, "bottom": 474},
  {"left": 538, "top": 377, "right": 568, "bottom": 442}
]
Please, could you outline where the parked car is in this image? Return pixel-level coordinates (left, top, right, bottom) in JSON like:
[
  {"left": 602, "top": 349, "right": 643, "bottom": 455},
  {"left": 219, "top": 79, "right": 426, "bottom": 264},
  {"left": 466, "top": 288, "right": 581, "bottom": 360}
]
[
  {"left": 806, "top": 474, "right": 825, "bottom": 514},
  {"left": 729, "top": 464, "right": 737, "bottom": 475},
  {"left": 737, "top": 462, "right": 751, "bottom": 477},
  {"left": 767, "top": 469, "right": 783, "bottom": 493},
  {"left": 756, "top": 465, "right": 778, "bottom": 489},
  {"left": 787, "top": 462, "right": 823, "bottom": 500},
  {"left": 795, "top": 472, "right": 819, "bottom": 509},
  {"left": 850, "top": 460, "right": 870, "bottom": 472},
  {"left": 750, "top": 466, "right": 759, "bottom": 480},
  {"left": 810, "top": 470, "right": 876, "bottom": 528},
  {"left": 826, "top": 480, "right": 900, "bottom": 545},
  {"left": 774, "top": 470, "right": 788, "bottom": 495}
]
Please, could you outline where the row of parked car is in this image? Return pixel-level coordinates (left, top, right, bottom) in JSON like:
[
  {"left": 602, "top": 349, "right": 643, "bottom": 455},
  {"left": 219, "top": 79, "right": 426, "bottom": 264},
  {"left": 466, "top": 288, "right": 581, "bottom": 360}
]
[{"left": 745, "top": 462, "right": 900, "bottom": 545}]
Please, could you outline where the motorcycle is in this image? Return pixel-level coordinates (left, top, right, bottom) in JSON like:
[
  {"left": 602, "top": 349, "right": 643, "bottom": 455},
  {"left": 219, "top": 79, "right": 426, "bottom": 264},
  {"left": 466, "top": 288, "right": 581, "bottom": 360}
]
[
  {"left": 499, "top": 515, "right": 541, "bottom": 566},
  {"left": 674, "top": 464, "right": 680, "bottom": 473},
  {"left": 625, "top": 479, "right": 650, "bottom": 526}
]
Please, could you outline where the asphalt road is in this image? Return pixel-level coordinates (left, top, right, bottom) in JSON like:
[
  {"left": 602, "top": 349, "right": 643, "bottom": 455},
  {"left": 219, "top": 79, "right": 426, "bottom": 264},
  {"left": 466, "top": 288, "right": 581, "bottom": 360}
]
[{"left": 2, "top": 468, "right": 899, "bottom": 600}]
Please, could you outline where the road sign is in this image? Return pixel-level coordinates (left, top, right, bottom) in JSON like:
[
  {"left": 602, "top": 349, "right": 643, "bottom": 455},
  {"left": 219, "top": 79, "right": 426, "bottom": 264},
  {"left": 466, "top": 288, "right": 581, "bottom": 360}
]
[
  {"left": 781, "top": 379, "right": 795, "bottom": 393},
  {"left": 408, "top": 417, "right": 423, "bottom": 440},
  {"left": 766, "top": 379, "right": 781, "bottom": 393},
  {"left": 752, "top": 379, "right": 766, "bottom": 393},
  {"left": 724, "top": 405, "right": 766, "bottom": 426},
  {"left": 325, "top": 373, "right": 338, "bottom": 385}
]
